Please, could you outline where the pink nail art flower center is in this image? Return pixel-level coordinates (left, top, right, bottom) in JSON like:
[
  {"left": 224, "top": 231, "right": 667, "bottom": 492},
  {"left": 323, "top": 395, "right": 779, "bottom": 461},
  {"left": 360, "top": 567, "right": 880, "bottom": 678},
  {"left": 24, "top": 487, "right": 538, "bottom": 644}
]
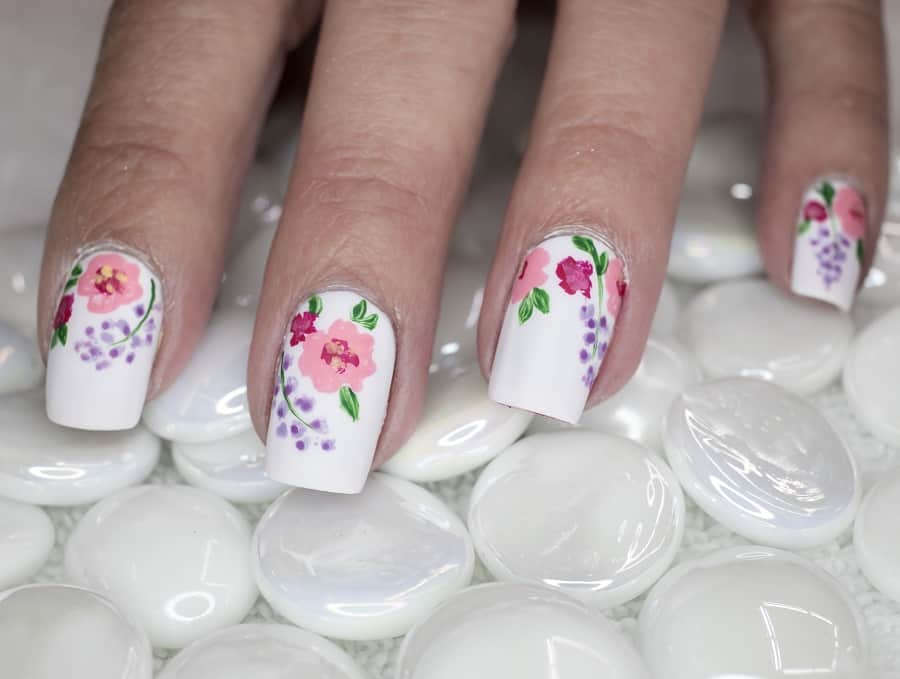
[
  {"left": 834, "top": 186, "right": 866, "bottom": 239},
  {"left": 803, "top": 201, "right": 827, "bottom": 222},
  {"left": 556, "top": 256, "right": 593, "bottom": 298},
  {"left": 299, "top": 319, "right": 376, "bottom": 393},
  {"left": 604, "top": 257, "right": 626, "bottom": 318},
  {"left": 511, "top": 247, "right": 550, "bottom": 303},
  {"left": 289, "top": 311, "right": 318, "bottom": 346},
  {"left": 76, "top": 254, "right": 143, "bottom": 314}
]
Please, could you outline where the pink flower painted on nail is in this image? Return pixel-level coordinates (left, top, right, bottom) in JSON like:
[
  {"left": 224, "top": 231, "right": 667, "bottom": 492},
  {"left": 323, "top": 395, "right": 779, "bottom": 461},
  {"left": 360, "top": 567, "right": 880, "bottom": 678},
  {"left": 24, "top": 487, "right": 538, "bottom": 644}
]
[
  {"left": 803, "top": 201, "right": 827, "bottom": 222},
  {"left": 77, "top": 254, "right": 143, "bottom": 314},
  {"left": 511, "top": 247, "right": 550, "bottom": 303},
  {"left": 299, "top": 319, "right": 376, "bottom": 393},
  {"left": 54, "top": 294, "right": 74, "bottom": 330},
  {"left": 834, "top": 186, "right": 866, "bottom": 240},
  {"left": 556, "top": 256, "right": 593, "bottom": 298},
  {"left": 289, "top": 311, "right": 318, "bottom": 346},
  {"left": 604, "top": 258, "right": 626, "bottom": 318}
]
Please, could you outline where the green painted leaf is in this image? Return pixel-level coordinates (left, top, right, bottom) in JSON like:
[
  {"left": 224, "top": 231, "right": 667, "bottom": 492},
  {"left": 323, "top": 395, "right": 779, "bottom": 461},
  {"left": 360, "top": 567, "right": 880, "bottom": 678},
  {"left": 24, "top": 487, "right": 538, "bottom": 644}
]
[
  {"left": 50, "top": 331, "right": 58, "bottom": 349},
  {"left": 518, "top": 296, "right": 533, "bottom": 324},
  {"left": 339, "top": 386, "right": 360, "bottom": 422},
  {"left": 857, "top": 239, "right": 864, "bottom": 264},
  {"left": 821, "top": 181, "right": 836, "bottom": 207},
  {"left": 597, "top": 251, "right": 608, "bottom": 275},
  {"left": 572, "top": 235, "right": 594, "bottom": 254},
  {"left": 531, "top": 287, "right": 550, "bottom": 313},
  {"left": 308, "top": 295, "right": 323, "bottom": 315},
  {"left": 351, "top": 299, "right": 367, "bottom": 322},
  {"left": 71, "top": 264, "right": 83, "bottom": 277},
  {"left": 57, "top": 325, "right": 67, "bottom": 347},
  {"left": 359, "top": 313, "right": 378, "bottom": 330},
  {"left": 797, "top": 220, "right": 811, "bottom": 235},
  {"left": 64, "top": 277, "right": 78, "bottom": 291}
]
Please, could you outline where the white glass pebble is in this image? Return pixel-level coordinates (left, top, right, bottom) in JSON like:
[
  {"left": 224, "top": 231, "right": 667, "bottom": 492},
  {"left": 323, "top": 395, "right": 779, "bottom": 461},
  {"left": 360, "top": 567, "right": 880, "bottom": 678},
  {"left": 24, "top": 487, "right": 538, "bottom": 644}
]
[
  {"left": 397, "top": 583, "right": 650, "bottom": 679},
  {"left": 0, "top": 497, "right": 54, "bottom": 589},
  {"left": 668, "top": 189, "right": 763, "bottom": 283},
  {"left": 0, "top": 319, "right": 42, "bottom": 395},
  {"left": 0, "top": 583, "right": 153, "bottom": 679},
  {"left": 854, "top": 468, "right": 900, "bottom": 602},
  {"left": 0, "top": 225, "right": 45, "bottom": 338},
  {"left": 172, "top": 430, "right": 287, "bottom": 504},
  {"left": 639, "top": 546, "right": 867, "bottom": 678},
  {"left": 251, "top": 472, "right": 474, "bottom": 640},
  {"left": 65, "top": 485, "right": 258, "bottom": 648},
  {"left": 468, "top": 431, "right": 684, "bottom": 608},
  {"left": 143, "top": 309, "right": 254, "bottom": 443},
  {"left": 682, "top": 278, "right": 854, "bottom": 394},
  {"left": 0, "top": 389, "right": 160, "bottom": 505},
  {"left": 843, "top": 306, "right": 900, "bottom": 446},
  {"left": 683, "top": 115, "right": 762, "bottom": 192},
  {"left": 381, "top": 365, "right": 532, "bottom": 482},
  {"left": 158, "top": 624, "right": 366, "bottom": 679},
  {"left": 664, "top": 378, "right": 859, "bottom": 548},
  {"left": 430, "top": 256, "right": 487, "bottom": 369},
  {"left": 218, "top": 222, "right": 277, "bottom": 310},
  {"left": 650, "top": 279, "right": 680, "bottom": 337},
  {"left": 859, "top": 219, "right": 900, "bottom": 306},
  {"left": 529, "top": 337, "right": 699, "bottom": 450}
]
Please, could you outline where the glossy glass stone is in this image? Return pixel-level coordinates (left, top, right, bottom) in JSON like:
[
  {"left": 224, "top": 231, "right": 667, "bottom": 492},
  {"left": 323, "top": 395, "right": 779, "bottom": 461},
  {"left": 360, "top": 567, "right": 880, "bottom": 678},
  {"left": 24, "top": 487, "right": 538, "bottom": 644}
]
[
  {"left": 843, "top": 306, "right": 900, "bottom": 446},
  {"left": 0, "top": 389, "right": 160, "bottom": 506},
  {"left": 172, "top": 430, "right": 286, "bottom": 504},
  {"left": 639, "top": 546, "right": 867, "bottom": 678},
  {"left": 683, "top": 278, "right": 853, "bottom": 394},
  {"left": 469, "top": 431, "right": 684, "bottom": 608},
  {"left": 65, "top": 485, "right": 258, "bottom": 648},
  {"left": 397, "top": 583, "right": 650, "bottom": 679},
  {"left": 0, "top": 319, "right": 42, "bottom": 396},
  {"left": 430, "top": 256, "right": 487, "bottom": 370},
  {"left": 859, "top": 218, "right": 900, "bottom": 307},
  {"left": 143, "top": 310, "right": 254, "bottom": 443},
  {"left": 0, "top": 584, "right": 153, "bottom": 679},
  {"left": 854, "top": 468, "right": 900, "bottom": 603},
  {"left": 381, "top": 365, "right": 532, "bottom": 482},
  {"left": 664, "top": 378, "right": 860, "bottom": 548},
  {"left": 251, "top": 472, "right": 473, "bottom": 640},
  {"left": 0, "top": 497, "right": 54, "bottom": 589},
  {"left": 0, "top": 225, "right": 45, "bottom": 338},
  {"left": 158, "top": 624, "right": 367, "bottom": 679}
]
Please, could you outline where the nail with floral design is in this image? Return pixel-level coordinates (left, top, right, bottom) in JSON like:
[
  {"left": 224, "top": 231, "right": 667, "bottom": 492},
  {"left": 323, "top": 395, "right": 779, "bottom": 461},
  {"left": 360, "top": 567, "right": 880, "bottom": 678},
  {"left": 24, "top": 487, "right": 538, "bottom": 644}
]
[
  {"left": 266, "top": 290, "right": 395, "bottom": 494},
  {"left": 489, "top": 232, "right": 626, "bottom": 423},
  {"left": 45, "top": 248, "right": 162, "bottom": 430},
  {"left": 791, "top": 178, "right": 867, "bottom": 312}
]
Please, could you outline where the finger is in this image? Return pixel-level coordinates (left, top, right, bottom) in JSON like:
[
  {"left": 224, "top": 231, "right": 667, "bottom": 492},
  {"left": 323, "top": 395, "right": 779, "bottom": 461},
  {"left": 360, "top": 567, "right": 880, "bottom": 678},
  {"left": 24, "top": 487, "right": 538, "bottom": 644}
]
[
  {"left": 37, "top": 0, "right": 297, "bottom": 430},
  {"left": 248, "top": 0, "right": 514, "bottom": 493},
  {"left": 751, "top": 0, "right": 889, "bottom": 312},
  {"left": 481, "top": 0, "right": 728, "bottom": 423}
]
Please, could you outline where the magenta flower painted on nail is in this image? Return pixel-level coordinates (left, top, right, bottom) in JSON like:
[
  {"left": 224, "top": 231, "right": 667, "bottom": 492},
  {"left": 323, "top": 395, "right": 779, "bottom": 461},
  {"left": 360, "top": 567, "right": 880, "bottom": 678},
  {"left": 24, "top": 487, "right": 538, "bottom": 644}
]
[
  {"left": 77, "top": 253, "right": 143, "bottom": 314},
  {"left": 54, "top": 294, "right": 73, "bottom": 330},
  {"left": 511, "top": 247, "right": 550, "bottom": 303},
  {"left": 803, "top": 201, "right": 827, "bottom": 222},
  {"left": 604, "top": 258, "right": 627, "bottom": 318},
  {"left": 289, "top": 311, "right": 318, "bottom": 346},
  {"left": 299, "top": 319, "right": 376, "bottom": 393},
  {"left": 556, "top": 256, "right": 593, "bottom": 298},
  {"left": 834, "top": 186, "right": 866, "bottom": 239}
]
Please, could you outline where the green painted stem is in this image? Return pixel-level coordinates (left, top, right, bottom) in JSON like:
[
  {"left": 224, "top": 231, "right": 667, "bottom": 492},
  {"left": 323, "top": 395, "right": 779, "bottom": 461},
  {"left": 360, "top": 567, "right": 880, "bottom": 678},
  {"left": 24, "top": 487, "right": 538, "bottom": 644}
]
[
  {"left": 280, "top": 362, "right": 312, "bottom": 428},
  {"left": 112, "top": 279, "right": 156, "bottom": 346}
]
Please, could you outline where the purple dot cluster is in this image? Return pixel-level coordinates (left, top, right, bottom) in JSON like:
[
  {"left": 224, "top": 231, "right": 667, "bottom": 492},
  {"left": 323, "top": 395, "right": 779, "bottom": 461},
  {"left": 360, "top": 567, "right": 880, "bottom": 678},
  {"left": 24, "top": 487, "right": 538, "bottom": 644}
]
[
  {"left": 577, "top": 303, "right": 609, "bottom": 388},
  {"left": 74, "top": 305, "right": 158, "bottom": 371},
  {"left": 273, "top": 364, "right": 336, "bottom": 453},
  {"left": 810, "top": 226, "right": 851, "bottom": 289}
]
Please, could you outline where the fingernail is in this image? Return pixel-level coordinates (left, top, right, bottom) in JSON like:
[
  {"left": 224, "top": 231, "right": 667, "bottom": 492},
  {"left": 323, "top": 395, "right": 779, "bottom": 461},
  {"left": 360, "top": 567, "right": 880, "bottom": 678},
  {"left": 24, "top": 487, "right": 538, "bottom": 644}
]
[
  {"left": 489, "top": 232, "right": 627, "bottom": 423},
  {"left": 791, "top": 178, "right": 867, "bottom": 312},
  {"left": 265, "top": 290, "right": 396, "bottom": 494},
  {"left": 45, "top": 248, "right": 162, "bottom": 430}
]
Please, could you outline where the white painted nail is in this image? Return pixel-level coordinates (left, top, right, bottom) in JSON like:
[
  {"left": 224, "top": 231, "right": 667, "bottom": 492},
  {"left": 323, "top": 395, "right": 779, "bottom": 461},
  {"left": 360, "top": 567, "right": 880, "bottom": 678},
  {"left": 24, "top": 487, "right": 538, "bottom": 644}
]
[
  {"left": 791, "top": 178, "right": 867, "bottom": 312},
  {"left": 489, "top": 232, "right": 627, "bottom": 423},
  {"left": 45, "top": 249, "right": 162, "bottom": 430},
  {"left": 265, "top": 290, "right": 395, "bottom": 494}
]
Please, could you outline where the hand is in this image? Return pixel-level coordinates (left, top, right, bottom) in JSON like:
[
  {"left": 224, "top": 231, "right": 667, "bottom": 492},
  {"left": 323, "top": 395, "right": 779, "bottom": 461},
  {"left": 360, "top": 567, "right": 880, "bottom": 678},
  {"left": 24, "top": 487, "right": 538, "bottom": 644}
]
[{"left": 37, "top": 0, "right": 888, "bottom": 493}]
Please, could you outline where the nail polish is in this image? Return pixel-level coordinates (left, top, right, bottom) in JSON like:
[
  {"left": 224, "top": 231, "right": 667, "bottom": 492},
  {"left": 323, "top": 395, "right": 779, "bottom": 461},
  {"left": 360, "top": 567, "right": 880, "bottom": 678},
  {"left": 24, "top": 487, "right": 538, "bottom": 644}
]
[
  {"left": 791, "top": 178, "right": 866, "bottom": 312},
  {"left": 265, "top": 290, "right": 395, "bottom": 494},
  {"left": 45, "top": 248, "right": 162, "bottom": 430},
  {"left": 489, "top": 232, "right": 626, "bottom": 423}
]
